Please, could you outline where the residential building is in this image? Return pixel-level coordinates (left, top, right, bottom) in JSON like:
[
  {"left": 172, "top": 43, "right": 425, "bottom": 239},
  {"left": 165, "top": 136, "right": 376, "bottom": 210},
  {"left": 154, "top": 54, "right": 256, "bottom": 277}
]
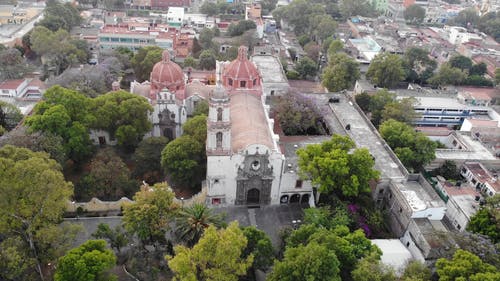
[
  {"left": 167, "top": 7, "right": 184, "bottom": 27},
  {"left": 150, "top": 0, "right": 191, "bottom": 10},
  {"left": 251, "top": 54, "right": 289, "bottom": 97},
  {"left": 460, "top": 162, "right": 500, "bottom": 197},
  {"left": 0, "top": 78, "right": 46, "bottom": 101},
  {"left": 347, "top": 37, "right": 382, "bottom": 63}
]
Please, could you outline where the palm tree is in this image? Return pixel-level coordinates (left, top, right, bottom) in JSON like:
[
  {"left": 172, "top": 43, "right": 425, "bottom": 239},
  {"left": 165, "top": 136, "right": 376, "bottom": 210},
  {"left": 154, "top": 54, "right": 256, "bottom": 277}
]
[{"left": 174, "top": 203, "right": 225, "bottom": 246}]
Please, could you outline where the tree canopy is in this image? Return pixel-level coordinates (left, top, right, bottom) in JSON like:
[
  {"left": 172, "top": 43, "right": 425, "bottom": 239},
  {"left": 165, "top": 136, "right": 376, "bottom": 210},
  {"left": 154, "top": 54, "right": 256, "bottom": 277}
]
[
  {"left": 322, "top": 52, "right": 360, "bottom": 92},
  {"left": 167, "top": 221, "right": 254, "bottom": 281},
  {"left": 436, "top": 249, "right": 500, "bottom": 281},
  {"left": 0, "top": 48, "right": 33, "bottom": 80},
  {"left": 275, "top": 92, "right": 326, "bottom": 136},
  {"left": 0, "top": 145, "right": 77, "bottom": 280},
  {"left": 404, "top": 4, "right": 426, "bottom": 24},
  {"left": 161, "top": 135, "right": 205, "bottom": 189},
  {"left": 366, "top": 52, "right": 405, "bottom": 88},
  {"left": 295, "top": 56, "right": 318, "bottom": 79},
  {"left": 379, "top": 119, "right": 436, "bottom": 171},
  {"left": 174, "top": 203, "right": 224, "bottom": 247},
  {"left": 133, "top": 136, "right": 170, "bottom": 183},
  {"left": 131, "top": 46, "right": 163, "bottom": 82},
  {"left": 297, "top": 135, "right": 379, "bottom": 197},
  {"left": 54, "top": 240, "right": 117, "bottom": 281},
  {"left": 467, "top": 194, "right": 500, "bottom": 243},
  {"left": 122, "top": 182, "right": 178, "bottom": 247},
  {"left": 403, "top": 47, "right": 437, "bottom": 84},
  {"left": 37, "top": 0, "right": 81, "bottom": 31}
]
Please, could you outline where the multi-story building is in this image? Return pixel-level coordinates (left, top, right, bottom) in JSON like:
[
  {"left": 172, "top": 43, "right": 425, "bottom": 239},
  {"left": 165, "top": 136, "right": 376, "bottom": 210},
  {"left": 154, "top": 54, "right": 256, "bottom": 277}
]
[{"left": 461, "top": 162, "right": 500, "bottom": 197}]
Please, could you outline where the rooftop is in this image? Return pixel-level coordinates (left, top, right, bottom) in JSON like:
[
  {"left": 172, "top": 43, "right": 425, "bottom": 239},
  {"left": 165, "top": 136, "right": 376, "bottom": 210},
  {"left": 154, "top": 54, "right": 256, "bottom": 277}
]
[
  {"left": 371, "top": 239, "right": 413, "bottom": 272},
  {"left": 251, "top": 55, "right": 288, "bottom": 84},
  {"left": 435, "top": 133, "right": 497, "bottom": 161}
]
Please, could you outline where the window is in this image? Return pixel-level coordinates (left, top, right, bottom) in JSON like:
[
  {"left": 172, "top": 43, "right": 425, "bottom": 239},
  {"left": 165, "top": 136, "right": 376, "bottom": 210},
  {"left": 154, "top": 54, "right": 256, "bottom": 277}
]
[
  {"left": 406, "top": 242, "right": 410, "bottom": 247},
  {"left": 457, "top": 224, "right": 461, "bottom": 230},
  {"left": 214, "top": 179, "right": 219, "bottom": 184},
  {"left": 270, "top": 90, "right": 275, "bottom": 96},
  {"left": 217, "top": 108, "right": 223, "bottom": 121},
  {"left": 379, "top": 189, "right": 384, "bottom": 194},
  {"left": 211, "top": 198, "right": 221, "bottom": 205},
  {"left": 399, "top": 207, "right": 403, "bottom": 213},
  {"left": 240, "top": 81, "right": 246, "bottom": 88},
  {"left": 253, "top": 79, "right": 257, "bottom": 86},
  {"left": 471, "top": 178, "right": 477, "bottom": 185},
  {"left": 216, "top": 132, "right": 222, "bottom": 148},
  {"left": 295, "top": 180, "right": 303, "bottom": 188},
  {"left": 228, "top": 78, "right": 233, "bottom": 86}
]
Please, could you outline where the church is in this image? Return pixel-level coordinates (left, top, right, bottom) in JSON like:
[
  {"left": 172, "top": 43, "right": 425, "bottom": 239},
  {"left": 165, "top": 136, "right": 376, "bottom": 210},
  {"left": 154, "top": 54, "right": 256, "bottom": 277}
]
[{"left": 131, "top": 47, "right": 314, "bottom": 206}]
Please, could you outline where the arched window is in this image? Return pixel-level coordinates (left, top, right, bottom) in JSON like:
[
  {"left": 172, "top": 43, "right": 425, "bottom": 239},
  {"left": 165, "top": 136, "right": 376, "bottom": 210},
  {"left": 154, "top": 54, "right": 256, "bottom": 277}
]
[
  {"left": 228, "top": 78, "right": 233, "bottom": 86},
  {"left": 217, "top": 108, "right": 223, "bottom": 121},
  {"left": 216, "top": 132, "right": 223, "bottom": 148}
]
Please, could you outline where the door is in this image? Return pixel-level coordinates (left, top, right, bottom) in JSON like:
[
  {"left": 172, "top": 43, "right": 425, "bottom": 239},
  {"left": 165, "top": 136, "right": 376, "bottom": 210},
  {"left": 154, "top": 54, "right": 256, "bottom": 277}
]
[{"left": 246, "top": 188, "right": 260, "bottom": 205}]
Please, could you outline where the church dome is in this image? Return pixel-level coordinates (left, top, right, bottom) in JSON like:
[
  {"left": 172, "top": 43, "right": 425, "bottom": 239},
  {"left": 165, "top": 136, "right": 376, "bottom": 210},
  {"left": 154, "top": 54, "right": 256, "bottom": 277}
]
[
  {"left": 222, "top": 46, "right": 260, "bottom": 89},
  {"left": 150, "top": 51, "right": 185, "bottom": 93}
]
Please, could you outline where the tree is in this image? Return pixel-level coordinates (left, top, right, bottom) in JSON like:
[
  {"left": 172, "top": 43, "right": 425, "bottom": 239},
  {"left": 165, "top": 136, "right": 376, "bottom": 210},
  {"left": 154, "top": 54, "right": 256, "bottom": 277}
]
[
  {"left": 313, "top": 14, "right": 338, "bottom": 41},
  {"left": 78, "top": 148, "right": 137, "bottom": 200},
  {"left": 403, "top": 47, "right": 437, "bottom": 84},
  {"left": 91, "top": 91, "right": 153, "bottom": 148},
  {"left": 470, "top": 62, "right": 487, "bottom": 76},
  {"left": 54, "top": 240, "right": 116, "bottom": 281},
  {"left": 297, "top": 135, "right": 380, "bottom": 197},
  {"left": 167, "top": 221, "right": 254, "bottom": 281},
  {"left": 198, "top": 28, "right": 215, "bottom": 50},
  {"left": 227, "top": 20, "right": 256, "bottom": 37},
  {"left": 429, "top": 63, "right": 468, "bottom": 87},
  {"left": 0, "top": 48, "right": 32, "bottom": 80},
  {"left": 0, "top": 100, "right": 23, "bottom": 131},
  {"left": 339, "top": 0, "right": 375, "bottom": 19},
  {"left": 401, "top": 261, "right": 432, "bottom": 281},
  {"left": 192, "top": 99, "right": 209, "bottom": 116},
  {"left": 449, "top": 55, "right": 473, "bottom": 72},
  {"left": 275, "top": 92, "right": 326, "bottom": 135},
  {"left": 436, "top": 249, "right": 500, "bottom": 281},
  {"left": 26, "top": 86, "right": 94, "bottom": 161},
  {"left": 122, "top": 183, "right": 178, "bottom": 247},
  {"left": 295, "top": 56, "right": 318, "bottom": 79},
  {"left": 133, "top": 136, "right": 169, "bottom": 183},
  {"left": 92, "top": 224, "right": 129, "bottom": 254},
  {"left": 0, "top": 145, "right": 75, "bottom": 281},
  {"left": 37, "top": 0, "right": 81, "bottom": 31},
  {"left": 322, "top": 53, "right": 360, "bottom": 92},
  {"left": 327, "top": 39, "right": 344, "bottom": 60},
  {"left": 367, "top": 89, "right": 396, "bottom": 127},
  {"left": 182, "top": 115, "right": 207, "bottom": 144},
  {"left": 161, "top": 135, "right": 205, "bottom": 189},
  {"left": 478, "top": 11, "right": 500, "bottom": 42},
  {"left": 272, "top": 0, "right": 325, "bottom": 35},
  {"left": 467, "top": 194, "right": 500, "bottom": 243},
  {"left": 450, "top": 8, "right": 480, "bottom": 28},
  {"left": 269, "top": 242, "right": 341, "bottom": 281},
  {"left": 241, "top": 226, "right": 274, "bottom": 271},
  {"left": 131, "top": 46, "right": 163, "bottom": 82},
  {"left": 183, "top": 56, "right": 197, "bottom": 68},
  {"left": 496, "top": 68, "right": 500, "bottom": 85},
  {"left": 379, "top": 119, "right": 437, "bottom": 171},
  {"left": 198, "top": 49, "right": 217, "bottom": 70},
  {"left": 174, "top": 203, "right": 224, "bottom": 247},
  {"left": 351, "top": 253, "right": 396, "bottom": 281},
  {"left": 30, "top": 26, "right": 87, "bottom": 75},
  {"left": 304, "top": 42, "right": 321, "bottom": 61},
  {"left": 381, "top": 98, "right": 417, "bottom": 125},
  {"left": 366, "top": 52, "right": 405, "bottom": 88},
  {"left": 432, "top": 160, "right": 460, "bottom": 180},
  {"left": 404, "top": 4, "right": 426, "bottom": 25},
  {"left": 355, "top": 92, "right": 371, "bottom": 112},
  {"left": 200, "top": 1, "right": 218, "bottom": 16}
]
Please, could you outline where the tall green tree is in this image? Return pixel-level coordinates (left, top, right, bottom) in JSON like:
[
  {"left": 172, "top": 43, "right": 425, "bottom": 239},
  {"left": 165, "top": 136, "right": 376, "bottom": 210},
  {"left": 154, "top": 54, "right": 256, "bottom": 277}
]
[
  {"left": 133, "top": 136, "right": 169, "bottom": 183},
  {"left": 268, "top": 242, "right": 341, "bottom": 281},
  {"left": 450, "top": 8, "right": 480, "bottom": 28},
  {"left": 0, "top": 48, "right": 33, "bottom": 80},
  {"left": 92, "top": 223, "right": 129, "bottom": 254},
  {"left": 351, "top": 253, "right": 396, "bottom": 281},
  {"left": 91, "top": 90, "right": 153, "bottom": 148},
  {"left": 26, "top": 86, "right": 94, "bottom": 161},
  {"left": 161, "top": 135, "right": 205, "bottom": 189},
  {"left": 429, "top": 63, "right": 468, "bottom": 87},
  {"left": 131, "top": 46, "right": 163, "bottom": 82},
  {"left": 379, "top": 119, "right": 437, "bottom": 171},
  {"left": 167, "top": 221, "right": 253, "bottom": 281},
  {"left": 381, "top": 98, "right": 417, "bottom": 125},
  {"left": 436, "top": 249, "right": 500, "bottom": 281},
  {"left": 295, "top": 56, "right": 318, "bottom": 79},
  {"left": 54, "top": 240, "right": 116, "bottom": 281},
  {"left": 241, "top": 226, "right": 274, "bottom": 271},
  {"left": 448, "top": 55, "right": 473, "bottom": 72},
  {"left": 198, "top": 49, "right": 217, "bottom": 70},
  {"left": 403, "top": 47, "right": 437, "bottom": 84},
  {"left": 366, "top": 52, "right": 405, "bottom": 88},
  {"left": 174, "top": 203, "right": 224, "bottom": 247},
  {"left": 297, "top": 135, "right": 379, "bottom": 197},
  {"left": 404, "top": 4, "right": 426, "bottom": 24},
  {"left": 322, "top": 53, "right": 360, "bottom": 92},
  {"left": 0, "top": 100, "right": 23, "bottom": 131},
  {"left": 0, "top": 145, "right": 76, "bottom": 281},
  {"left": 467, "top": 194, "right": 500, "bottom": 243},
  {"left": 123, "top": 183, "right": 178, "bottom": 247},
  {"left": 182, "top": 115, "right": 207, "bottom": 145},
  {"left": 37, "top": 0, "right": 81, "bottom": 31}
]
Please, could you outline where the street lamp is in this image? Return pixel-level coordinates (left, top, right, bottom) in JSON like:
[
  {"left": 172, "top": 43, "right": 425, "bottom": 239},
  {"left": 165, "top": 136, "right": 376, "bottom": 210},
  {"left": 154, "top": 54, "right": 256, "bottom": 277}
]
[{"left": 180, "top": 197, "right": 184, "bottom": 207}]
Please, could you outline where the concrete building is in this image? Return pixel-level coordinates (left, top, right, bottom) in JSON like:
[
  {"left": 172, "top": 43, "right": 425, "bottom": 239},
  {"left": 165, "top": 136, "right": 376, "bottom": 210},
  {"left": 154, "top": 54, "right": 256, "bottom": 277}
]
[
  {"left": 0, "top": 78, "right": 46, "bottom": 102},
  {"left": 371, "top": 239, "right": 414, "bottom": 272},
  {"left": 347, "top": 37, "right": 382, "bottom": 63},
  {"left": 251, "top": 54, "right": 289, "bottom": 97},
  {"left": 447, "top": 26, "right": 483, "bottom": 45},
  {"left": 460, "top": 162, "right": 500, "bottom": 197},
  {"left": 167, "top": 7, "right": 184, "bottom": 27}
]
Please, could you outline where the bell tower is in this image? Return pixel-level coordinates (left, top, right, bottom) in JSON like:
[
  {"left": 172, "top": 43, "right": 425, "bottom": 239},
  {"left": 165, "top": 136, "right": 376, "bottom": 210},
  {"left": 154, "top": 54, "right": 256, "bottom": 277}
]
[{"left": 207, "top": 83, "right": 231, "bottom": 155}]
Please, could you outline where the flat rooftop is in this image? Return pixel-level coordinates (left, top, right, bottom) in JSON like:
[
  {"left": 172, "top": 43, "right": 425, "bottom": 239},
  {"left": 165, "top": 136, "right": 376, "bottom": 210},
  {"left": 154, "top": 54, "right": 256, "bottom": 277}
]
[
  {"left": 412, "top": 96, "right": 489, "bottom": 110},
  {"left": 329, "top": 94, "right": 406, "bottom": 180},
  {"left": 435, "top": 134, "right": 496, "bottom": 160},
  {"left": 393, "top": 180, "right": 445, "bottom": 211},
  {"left": 371, "top": 239, "right": 413, "bottom": 272},
  {"left": 251, "top": 55, "right": 288, "bottom": 84}
]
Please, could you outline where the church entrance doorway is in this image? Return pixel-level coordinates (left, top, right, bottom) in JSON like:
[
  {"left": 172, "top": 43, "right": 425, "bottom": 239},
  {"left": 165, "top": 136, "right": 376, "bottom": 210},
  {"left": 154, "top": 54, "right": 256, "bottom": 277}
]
[
  {"left": 247, "top": 188, "right": 260, "bottom": 205},
  {"left": 290, "top": 194, "right": 300, "bottom": 203}
]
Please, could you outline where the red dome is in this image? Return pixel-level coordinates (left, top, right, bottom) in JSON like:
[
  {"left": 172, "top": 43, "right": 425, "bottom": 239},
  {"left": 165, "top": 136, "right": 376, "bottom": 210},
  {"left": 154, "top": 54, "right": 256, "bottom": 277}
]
[
  {"left": 150, "top": 51, "right": 185, "bottom": 94},
  {"left": 222, "top": 46, "right": 260, "bottom": 90}
]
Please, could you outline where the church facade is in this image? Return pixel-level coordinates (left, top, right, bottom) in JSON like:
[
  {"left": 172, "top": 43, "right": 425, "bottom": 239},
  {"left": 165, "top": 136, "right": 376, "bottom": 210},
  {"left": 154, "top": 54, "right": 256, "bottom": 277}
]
[{"left": 131, "top": 47, "right": 314, "bottom": 206}]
